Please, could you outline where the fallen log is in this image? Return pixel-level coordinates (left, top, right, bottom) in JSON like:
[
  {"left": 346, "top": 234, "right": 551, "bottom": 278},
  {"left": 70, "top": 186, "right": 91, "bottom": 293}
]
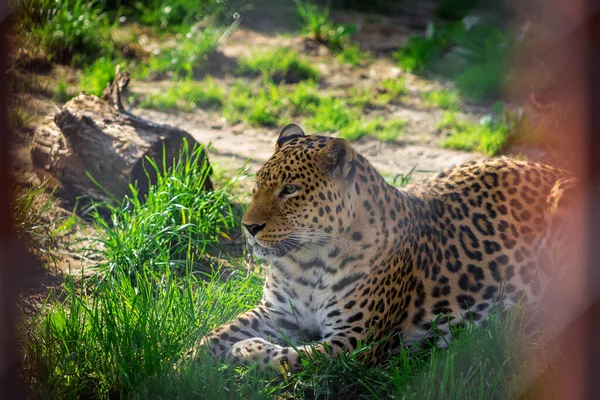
[{"left": 31, "top": 68, "right": 212, "bottom": 206}]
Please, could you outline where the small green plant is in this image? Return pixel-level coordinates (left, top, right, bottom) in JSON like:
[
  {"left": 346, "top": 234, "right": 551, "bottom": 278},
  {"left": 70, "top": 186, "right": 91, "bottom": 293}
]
[
  {"left": 238, "top": 47, "right": 320, "bottom": 83},
  {"left": 422, "top": 88, "right": 461, "bottom": 110},
  {"left": 295, "top": 0, "right": 331, "bottom": 42},
  {"left": 80, "top": 57, "right": 118, "bottom": 97},
  {"left": 141, "top": 77, "right": 225, "bottom": 111}
]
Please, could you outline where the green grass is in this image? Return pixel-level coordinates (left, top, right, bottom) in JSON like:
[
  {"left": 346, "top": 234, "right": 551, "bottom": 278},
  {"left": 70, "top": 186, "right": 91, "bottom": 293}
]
[
  {"left": 422, "top": 89, "right": 461, "bottom": 110},
  {"left": 143, "top": 27, "right": 223, "bottom": 78},
  {"left": 373, "top": 78, "right": 408, "bottom": 105},
  {"left": 13, "top": 0, "right": 111, "bottom": 65},
  {"left": 337, "top": 43, "right": 370, "bottom": 67},
  {"left": 296, "top": 0, "right": 356, "bottom": 50},
  {"left": 305, "top": 96, "right": 353, "bottom": 132},
  {"left": 80, "top": 56, "right": 119, "bottom": 97},
  {"left": 287, "top": 80, "right": 321, "bottom": 114},
  {"left": 438, "top": 111, "right": 512, "bottom": 156},
  {"left": 394, "top": 20, "right": 509, "bottom": 102},
  {"left": 87, "top": 142, "right": 239, "bottom": 276},
  {"left": 238, "top": 47, "right": 320, "bottom": 83},
  {"left": 141, "top": 77, "right": 225, "bottom": 111},
  {"left": 338, "top": 117, "right": 406, "bottom": 142}
]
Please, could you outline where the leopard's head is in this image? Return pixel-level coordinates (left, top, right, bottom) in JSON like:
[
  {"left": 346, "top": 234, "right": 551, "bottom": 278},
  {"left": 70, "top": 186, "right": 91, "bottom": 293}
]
[{"left": 242, "top": 124, "right": 359, "bottom": 260}]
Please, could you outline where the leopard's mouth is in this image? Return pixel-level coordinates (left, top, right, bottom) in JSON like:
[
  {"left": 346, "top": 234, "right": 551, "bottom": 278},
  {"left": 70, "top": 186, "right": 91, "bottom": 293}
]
[{"left": 247, "top": 237, "right": 302, "bottom": 260}]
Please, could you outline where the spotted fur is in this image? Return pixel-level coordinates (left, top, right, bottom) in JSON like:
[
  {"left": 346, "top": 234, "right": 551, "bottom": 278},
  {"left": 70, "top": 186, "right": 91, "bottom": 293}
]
[{"left": 188, "top": 125, "right": 572, "bottom": 372}]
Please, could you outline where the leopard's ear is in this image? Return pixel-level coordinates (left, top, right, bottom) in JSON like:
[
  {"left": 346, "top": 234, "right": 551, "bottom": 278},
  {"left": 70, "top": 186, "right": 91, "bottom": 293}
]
[
  {"left": 316, "top": 138, "right": 356, "bottom": 183},
  {"left": 276, "top": 124, "right": 305, "bottom": 150}
]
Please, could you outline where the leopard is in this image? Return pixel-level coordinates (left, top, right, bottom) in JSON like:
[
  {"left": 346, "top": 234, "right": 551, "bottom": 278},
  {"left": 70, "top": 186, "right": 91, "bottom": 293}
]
[{"left": 187, "top": 123, "right": 573, "bottom": 373}]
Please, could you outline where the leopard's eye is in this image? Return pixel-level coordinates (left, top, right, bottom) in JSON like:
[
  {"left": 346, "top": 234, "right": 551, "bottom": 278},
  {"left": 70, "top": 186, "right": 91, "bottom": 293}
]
[{"left": 280, "top": 185, "right": 299, "bottom": 198}]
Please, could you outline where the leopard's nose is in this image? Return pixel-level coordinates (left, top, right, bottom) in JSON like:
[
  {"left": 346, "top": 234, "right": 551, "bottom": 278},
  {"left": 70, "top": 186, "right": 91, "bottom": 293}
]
[{"left": 243, "top": 223, "right": 266, "bottom": 237}]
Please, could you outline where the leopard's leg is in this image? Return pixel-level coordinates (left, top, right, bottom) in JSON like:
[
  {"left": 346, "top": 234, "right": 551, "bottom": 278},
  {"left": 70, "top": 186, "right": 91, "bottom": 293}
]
[
  {"left": 187, "top": 303, "right": 283, "bottom": 362},
  {"left": 229, "top": 326, "right": 369, "bottom": 373}
]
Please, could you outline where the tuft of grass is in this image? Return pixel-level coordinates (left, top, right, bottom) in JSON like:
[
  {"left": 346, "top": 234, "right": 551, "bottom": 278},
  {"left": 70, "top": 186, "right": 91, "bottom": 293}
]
[
  {"left": 337, "top": 43, "right": 370, "bottom": 66},
  {"left": 222, "top": 83, "right": 253, "bottom": 124},
  {"left": 238, "top": 47, "right": 320, "bottom": 83},
  {"left": 374, "top": 119, "right": 407, "bottom": 142},
  {"left": 141, "top": 77, "right": 225, "bottom": 111},
  {"left": 287, "top": 80, "right": 321, "bottom": 114},
  {"left": 374, "top": 78, "right": 408, "bottom": 105},
  {"left": 338, "top": 117, "right": 380, "bottom": 141},
  {"left": 80, "top": 56, "right": 118, "bottom": 97},
  {"left": 13, "top": 0, "right": 110, "bottom": 66},
  {"left": 438, "top": 110, "right": 513, "bottom": 155},
  {"left": 296, "top": 0, "right": 357, "bottom": 50},
  {"left": 338, "top": 117, "right": 406, "bottom": 142},
  {"left": 87, "top": 142, "right": 238, "bottom": 276},
  {"left": 422, "top": 88, "right": 461, "bottom": 110},
  {"left": 305, "top": 97, "right": 353, "bottom": 133}
]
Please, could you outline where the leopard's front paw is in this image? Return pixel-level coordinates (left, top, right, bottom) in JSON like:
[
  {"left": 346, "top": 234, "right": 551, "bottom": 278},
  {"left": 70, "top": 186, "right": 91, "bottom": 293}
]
[{"left": 227, "top": 338, "right": 300, "bottom": 374}]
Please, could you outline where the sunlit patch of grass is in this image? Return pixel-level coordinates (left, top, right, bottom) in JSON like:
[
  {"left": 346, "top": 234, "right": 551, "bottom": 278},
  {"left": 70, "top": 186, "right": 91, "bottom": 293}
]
[
  {"left": 222, "top": 83, "right": 253, "bottom": 124},
  {"left": 373, "top": 78, "right": 408, "bottom": 105},
  {"left": 338, "top": 117, "right": 380, "bottom": 141},
  {"left": 305, "top": 97, "right": 353, "bottom": 133},
  {"left": 140, "top": 77, "right": 225, "bottom": 111},
  {"left": 337, "top": 43, "right": 370, "bottom": 67},
  {"left": 373, "top": 119, "right": 407, "bottom": 142},
  {"left": 244, "top": 83, "right": 285, "bottom": 126},
  {"left": 422, "top": 88, "right": 461, "bottom": 110},
  {"left": 80, "top": 56, "right": 119, "bottom": 97},
  {"left": 347, "top": 86, "right": 372, "bottom": 107},
  {"left": 287, "top": 80, "right": 321, "bottom": 114},
  {"left": 438, "top": 111, "right": 512, "bottom": 155},
  {"left": 338, "top": 117, "right": 406, "bottom": 142},
  {"left": 238, "top": 47, "right": 320, "bottom": 83}
]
